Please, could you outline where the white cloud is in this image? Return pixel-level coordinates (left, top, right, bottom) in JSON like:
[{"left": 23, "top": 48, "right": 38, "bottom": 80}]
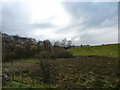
[
  {"left": 1, "top": 1, "right": 118, "bottom": 45},
  {"left": 29, "top": 0, "right": 71, "bottom": 26}
]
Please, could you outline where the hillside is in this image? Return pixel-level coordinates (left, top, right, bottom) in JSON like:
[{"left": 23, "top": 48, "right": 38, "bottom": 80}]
[{"left": 67, "top": 44, "right": 119, "bottom": 58}]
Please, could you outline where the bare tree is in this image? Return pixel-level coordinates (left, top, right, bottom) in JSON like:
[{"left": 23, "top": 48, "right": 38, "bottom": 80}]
[
  {"left": 43, "top": 40, "right": 52, "bottom": 51},
  {"left": 66, "top": 40, "right": 72, "bottom": 47},
  {"left": 54, "top": 41, "right": 60, "bottom": 47},
  {"left": 60, "top": 38, "right": 67, "bottom": 47}
]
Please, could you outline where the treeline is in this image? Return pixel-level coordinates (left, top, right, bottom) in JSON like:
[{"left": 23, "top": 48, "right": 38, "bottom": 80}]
[{"left": 2, "top": 33, "right": 73, "bottom": 61}]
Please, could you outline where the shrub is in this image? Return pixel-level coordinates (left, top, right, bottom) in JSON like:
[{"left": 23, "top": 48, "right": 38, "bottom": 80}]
[
  {"left": 38, "top": 51, "right": 52, "bottom": 59},
  {"left": 53, "top": 48, "right": 73, "bottom": 58},
  {"left": 38, "top": 52, "right": 55, "bottom": 84},
  {"left": 30, "top": 45, "right": 38, "bottom": 58},
  {"left": 38, "top": 60, "right": 52, "bottom": 84},
  {"left": 15, "top": 44, "right": 25, "bottom": 59},
  {"left": 38, "top": 48, "right": 73, "bottom": 59},
  {"left": 2, "top": 52, "right": 17, "bottom": 62}
]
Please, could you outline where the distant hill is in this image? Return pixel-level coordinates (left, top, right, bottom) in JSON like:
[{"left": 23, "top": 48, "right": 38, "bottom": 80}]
[{"left": 67, "top": 44, "right": 119, "bottom": 58}]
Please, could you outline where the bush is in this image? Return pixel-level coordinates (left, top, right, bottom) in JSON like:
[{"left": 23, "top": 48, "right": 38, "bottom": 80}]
[
  {"left": 38, "top": 60, "right": 53, "bottom": 84},
  {"left": 38, "top": 51, "right": 55, "bottom": 84},
  {"left": 53, "top": 48, "right": 73, "bottom": 58},
  {"left": 38, "top": 48, "right": 73, "bottom": 59},
  {"left": 15, "top": 44, "right": 25, "bottom": 59},
  {"left": 2, "top": 52, "right": 17, "bottom": 62}
]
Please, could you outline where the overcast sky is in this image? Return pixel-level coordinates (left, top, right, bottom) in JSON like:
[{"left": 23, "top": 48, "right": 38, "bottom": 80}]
[{"left": 0, "top": 0, "right": 118, "bottom": 45}]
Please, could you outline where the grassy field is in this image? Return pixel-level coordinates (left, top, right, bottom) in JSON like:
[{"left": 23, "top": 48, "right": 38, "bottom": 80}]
[
  {"left": 2, "top": 56, "right": 119, "bottom": 89},
  {"left": 67, "top": 44, "right": 119, "bottom": 58}
]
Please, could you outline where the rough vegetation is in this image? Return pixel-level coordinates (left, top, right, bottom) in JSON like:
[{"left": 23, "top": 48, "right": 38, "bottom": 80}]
[{"left": 3, "top": 56, "right": 119, "bottom": 88}]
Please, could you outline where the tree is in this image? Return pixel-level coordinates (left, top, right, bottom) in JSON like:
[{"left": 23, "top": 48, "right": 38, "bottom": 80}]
[
  {"left": 38, "top": 59, "right": 54, "bottom": 84},
  {"left": 60, "top": 38, "right": 67, "bottom": 47},
  {"left": 38, "top": 51, "right": 55, "bottom": 84},
  {"left": 54, "top": 41, "right": 60, "bottom": 47},
  {"left": 81, "top": 44, "right": 83, "bottom": 47},
  {"left": 30, "top": 45, "right": 38, "bottom": 57},
  {"left": 43, "top": 40, "right": 52, "bottom": 51},
  {"left": 15, "top": 44, "right": 25, "bottom": 59},
  {"left": 37, "top": 41, "right": 44, "bottom": 47},
  {"left": 37, "top": 41, "right": 44, "bottom": 51},
  {"left": 66, "top": 40, "right": 72, "bottom": 47},
  {"left": 24, "top": 41, "right": 32, "bottom": 58}
]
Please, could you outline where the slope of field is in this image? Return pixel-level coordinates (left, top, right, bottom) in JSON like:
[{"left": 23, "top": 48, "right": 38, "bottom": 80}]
[{"left": 67, "top": 44, "right": 119, "bottom": 58}]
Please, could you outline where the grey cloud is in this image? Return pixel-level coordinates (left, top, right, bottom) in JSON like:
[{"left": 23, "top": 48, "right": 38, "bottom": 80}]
[
  {"left": 62, "top": 2, "right": 117, "bottom": 29},
  {"left": 56, "top": 2, "right": 117, "bottom": 36},
  {"left": 55, "top": 2, "right": 118, "bottom": 45},
  {"left": 2, "top": 2, "right": 31, "bottom": 36},
  {"left": 1, "top": 2, "right": 56, "bottom": 38},
  {"left": 0, "top": 2, "right": 118, "bottom": 45}
]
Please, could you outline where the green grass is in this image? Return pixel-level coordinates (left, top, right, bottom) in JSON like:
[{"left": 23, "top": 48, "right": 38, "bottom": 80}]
[
  {"left": 3, "top": 81, "right": 57, "bottom": 88},
  {"left": 67, "top": 44, "right": 119, "bottom": 58},
  {"left": 3, "top": 81, "right": 31, "bottom": 88}
]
